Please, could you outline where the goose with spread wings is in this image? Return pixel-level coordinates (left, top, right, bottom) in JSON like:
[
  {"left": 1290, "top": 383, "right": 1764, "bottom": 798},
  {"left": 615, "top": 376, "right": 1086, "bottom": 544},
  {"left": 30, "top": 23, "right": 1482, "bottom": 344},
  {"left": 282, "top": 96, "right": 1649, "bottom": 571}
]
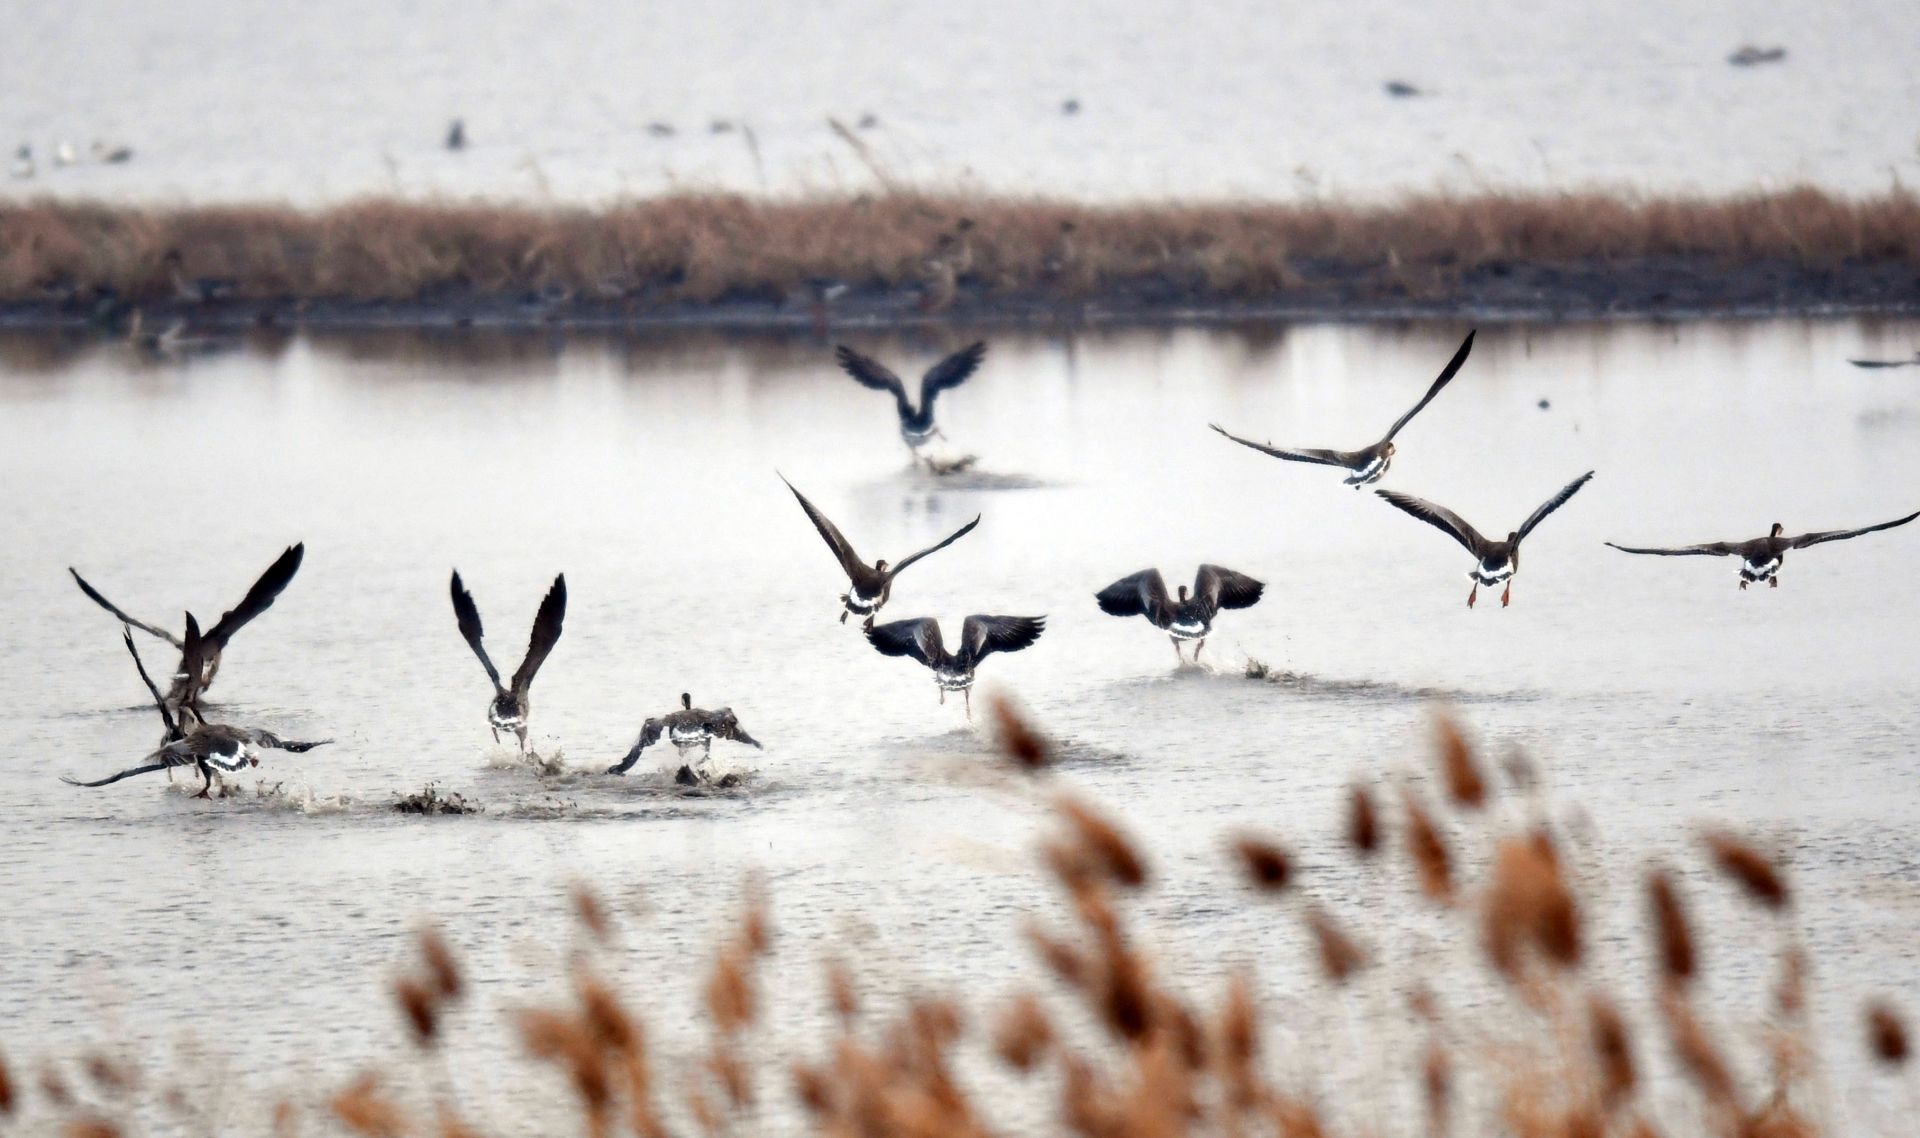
[
  {"left": 1606, "top": 510, "right": 1919, "bottom": 589},
  {"left": 1211, "top": 330, "right": 1476, "bottom": 487},
  {"left": 864, "top": 615, "right": 1046, "bottom": 716},
  {"left": 782, "top": 475, "right": 980, "bottom": 625},
  {"left": 449, "top": 571, "right": 567, "bottom": 753},
  {"left": 606, "top": 693, "right": 763, "bottom": 784},
  {"left": 1095, "top": 565, "right": 1264, "bottom": 664},
  {"left": 1376, "top": 472, "right": 1594, "bottom": 607},
  {"left": 834, "top": 341, "right": 986, "bottom": 458},
  {"left": 68, "top": 542, "right": 305, "bottom": 716},
  {"left": 62, "top": 630, "right": 330, "bottom": 798}
]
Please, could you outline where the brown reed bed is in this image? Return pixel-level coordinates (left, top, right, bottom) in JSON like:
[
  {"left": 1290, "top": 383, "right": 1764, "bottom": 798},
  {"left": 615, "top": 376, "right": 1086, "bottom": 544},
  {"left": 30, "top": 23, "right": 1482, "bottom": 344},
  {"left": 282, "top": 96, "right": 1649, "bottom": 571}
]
[
  {"left": 3, "top": 188, "right": 1920, "bottom": 328},
  {"left": 4, "top": 706, "right": 1914, "bottom": 1137}
]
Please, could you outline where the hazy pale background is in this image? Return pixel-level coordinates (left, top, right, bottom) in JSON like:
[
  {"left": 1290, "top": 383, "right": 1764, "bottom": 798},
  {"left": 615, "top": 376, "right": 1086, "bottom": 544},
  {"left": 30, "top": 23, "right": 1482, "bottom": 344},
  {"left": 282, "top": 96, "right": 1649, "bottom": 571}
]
[{"left": 2, "top": 0, "right": 1915, "bottom": 204}]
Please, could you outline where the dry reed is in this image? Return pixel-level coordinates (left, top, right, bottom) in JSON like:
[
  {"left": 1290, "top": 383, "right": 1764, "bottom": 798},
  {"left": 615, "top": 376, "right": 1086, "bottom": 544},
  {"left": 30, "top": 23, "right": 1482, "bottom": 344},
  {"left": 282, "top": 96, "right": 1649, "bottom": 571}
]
[
  {"left": 1702, "top": 832, "right": 1790, "bottom": 910},
  {"left": 1866, "top": 1002, "right": 1908, "bottom": 1066}
]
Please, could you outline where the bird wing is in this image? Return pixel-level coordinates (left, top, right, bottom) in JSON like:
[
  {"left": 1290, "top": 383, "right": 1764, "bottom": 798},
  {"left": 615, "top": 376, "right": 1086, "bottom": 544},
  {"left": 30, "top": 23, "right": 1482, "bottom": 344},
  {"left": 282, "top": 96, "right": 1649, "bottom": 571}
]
[
  {"left": 69, "top": 568, "right": 184, "bottom": 647},
  {"left": 608, "top": 719, "right": 665, "bottom": 774},
  {"left": 121, "top": 629, "right": 180, "bottom": 741},
  {"left": 449, "top": 571, "right": 505, "bottom": 693},
  {"left": 1788, "top": 509, "right": 1920, "bottom": 549},
  {"left": 959, "top": 615, "right": 1046, "bottom": 666},
  {"left": 1516, "top": 471, "right": 1596, "bottom": 541},
  {"left": 866, "top": 617, "right": 945, "bottom": 667},
  {"left": 1209, "top": 425, "right": 1357, "bottom": 468},
  {"left": 1375, "top": 490, "right": 1490, "bottom": 555},
  {"left": 241, "top": 730, "right": 333, "bottom": 753},
  {"left": 1847, "top": 358, "right": 1914, "bottom": 369},
  {"left": 1603, "top": 541, "right": 1739, "bottom": 558},
  {"left": 780, "top": 475, "right": 867, "bottom": 578},
  {"left": 918, "top": 341, "right": 987, "bottom": 410},
  {"left": 510, "top": 574, "right": 568, "bottom": 699},
  {"left": 709, "top": 710, "right": 763, "bottom": 749},
  {"left": 886, "top": 514, "right": 982, "bottom": 578},
  {"left": 1195, "top": 565, "right": 1265, "bottom": 614},
  {"left": 61, "top": 761, "right": 176, "bottom": 788},
  {"left": 834, "top": 344, "right": 912, "bottom": 416},
  {"left": 199, "top": 543, "right": 305, "bottom": 652},
  {"left": 1381, "top": 329, "right": 1476, "bottom": 442},
  {"left": 1095, "top": 569, "right": 1173, "bottom": 624}
]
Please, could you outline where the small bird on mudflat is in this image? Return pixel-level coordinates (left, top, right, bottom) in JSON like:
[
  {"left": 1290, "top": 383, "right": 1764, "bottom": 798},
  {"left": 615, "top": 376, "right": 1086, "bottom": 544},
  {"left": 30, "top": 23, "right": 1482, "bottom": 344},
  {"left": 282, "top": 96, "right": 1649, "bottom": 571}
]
[
  {"left": 1606, "top": 510, "right": 1919, "bottom": 589},
  {"left": 1376, "top": 472, "right": 1594, "bottom": 608},
  {"left": 865, "top": 615, "right": 1045, "bottom": 717},
  {"left": 449, "top": 571, "right": 567, "bottom": 754},
  {"left": 1212, "top": 329, "right": 1476, "bottom": 487},
  {"left": 61, "top": 631, "right": 329, "bottom": 798},
  {"left": 606, "top": 693, "right": 762, "bottom": 785},
  {"left": 1095, "top": 565, "right": 1264, "bottom": 664},
  {"left": 834, "top": 341, "right": 986, "bottom": 461},
  {"left": 781, "top": 475, "right": 979, "bottom": 625}
]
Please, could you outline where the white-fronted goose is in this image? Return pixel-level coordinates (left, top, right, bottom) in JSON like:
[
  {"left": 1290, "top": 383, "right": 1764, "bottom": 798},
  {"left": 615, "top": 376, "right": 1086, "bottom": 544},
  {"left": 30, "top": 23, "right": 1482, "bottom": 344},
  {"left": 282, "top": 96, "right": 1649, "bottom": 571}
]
[
  {"left": 62, "top": 631, "right": 329, "bottom": 797},
  {"left": 1212, "top": 330, "right": 1476, "bottom": 487},
  {"left": 834, "top": 341, "right": 986, "bottom": 459},
  {"left": 606, "top": 693, "right": 762, "bottom": 784},
  {"left": 1606, "top": 510, "right": 1920, "bottom": 589},
  {"left": 1377, "top": 472, "right": 1594, "bottom": 607},
  {"left": 781, "top": 475, "right": 980, "bottom": 625},
  {"left": 449, "top": 571, "right": 567, "bottom": 753},
  {"left": 1095, "top": 565, "right": 1264, "bottom": 663},
  {"left": 865, "top": 615, "right": 1045, "bottom": 717},
  {"left": 69, "top": 542, "right": 305, "bottom": 718}
]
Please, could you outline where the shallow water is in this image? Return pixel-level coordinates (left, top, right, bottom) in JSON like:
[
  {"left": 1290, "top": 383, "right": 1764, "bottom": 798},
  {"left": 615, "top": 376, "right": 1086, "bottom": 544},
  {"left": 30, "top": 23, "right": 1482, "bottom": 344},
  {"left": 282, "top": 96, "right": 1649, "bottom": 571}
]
[
  {"left": 3, "top": 319, "right": 1920, "bottom": 1131},
  {"left": 2, "top": 0, "right": 1916, "bottom": 204}
]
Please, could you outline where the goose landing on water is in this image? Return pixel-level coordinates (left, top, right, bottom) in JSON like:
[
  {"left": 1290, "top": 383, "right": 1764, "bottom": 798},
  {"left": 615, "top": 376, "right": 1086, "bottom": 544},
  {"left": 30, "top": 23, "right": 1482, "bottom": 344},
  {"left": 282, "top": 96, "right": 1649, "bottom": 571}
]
[
  {"left": 834, "top": 341, "right": 986, "bottom": 465},
  {"left": 865, "top": 615, "right": 1045, "bottom": 718},
  {"left": 1606, "top": 511, "right": 1920, "bottom": 589},
  {"left": 1095, "top": 565, "right": 1264, "bottom": 664},
  {"left": 606, "top": 694, "right": 762, "bottom": 785},
  {"left": 61, "top": 631, "right": 330, "bottom": 798},
  {"left": 1212, "top": 329, "right": 1476, "bottom": 487},
  {"left": 780, "top": 474, "right": 980, "bottom": 625},
  {"left": 450, "top": 571, "right": 567, "bottom": 754},
  {"left": 1376, "top": 472, "right": 1594, "bottom": 608}
]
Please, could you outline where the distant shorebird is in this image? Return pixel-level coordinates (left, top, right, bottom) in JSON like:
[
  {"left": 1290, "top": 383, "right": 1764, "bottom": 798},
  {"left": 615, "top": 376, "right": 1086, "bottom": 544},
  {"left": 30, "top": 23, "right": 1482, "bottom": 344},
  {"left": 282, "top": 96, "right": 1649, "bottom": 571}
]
[
  {"left": 1848, "top": 353, "right": 1919, "bottom": 369},
  {"left": 1606, "top": 511, "right": 1920, "bottom": 589},
  {"left": 445, "top": 119, "right": 466, "bottom": 150},
  {"left": 865, "top": 615, "right": 1045, "bottom": 716},
  {"left": 11, "top": 145, "right": 33, "bottom": 179},
  {"left": 53, "top": 141, "right": 78, "bottom": 167},
  {"left": 1377, "top": 472, "right": 1594, "bottom": 607},
  {"left": 606, "top": 693, "right": 762, "bottom": 784},
  {"left": 61, "top": 631, "right": 329, "bottom": 797},
  {"left": 1096, "top": 565, "right": 1264, "bottom": 664},
  {"left": 834, "top": 341, "right": 986, "bottom": 462},
  {"left": 69, "top": 543, "right": 306, "bottom": 722},
  {"left": 1212, "top": 329, "right": 1476, "bottom": 487},
  {"left": 781, "top": 475, "right": 980, "bottom": 625},
  {"left": 450, "top": 571, "right": 567, "bottom": 754},
  {"left": 91, "top": 141, "right": 133, "bottom": 164}
]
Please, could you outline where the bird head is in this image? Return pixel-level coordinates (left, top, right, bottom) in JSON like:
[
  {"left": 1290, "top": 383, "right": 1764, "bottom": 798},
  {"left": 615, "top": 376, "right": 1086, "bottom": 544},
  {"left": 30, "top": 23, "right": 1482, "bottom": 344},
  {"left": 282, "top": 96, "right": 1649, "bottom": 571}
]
[
  {"left": 1770, "top": 522, "right": 1784, "bottom": 537},
  {"left": 1177, "top": 584, "right": 1190, "bottom": 602},
  {"left": 1506, "top": 531, "right": 1520, "bottom": 544},
  {"left": 1384, "top": 441, "right": 1397, "bottom": 457},
  {"left": 680, "top": 692, "right": 692, "bottom": 710},
  {"left": 875, "top": 559, "right": 890, "bottom": 573}
]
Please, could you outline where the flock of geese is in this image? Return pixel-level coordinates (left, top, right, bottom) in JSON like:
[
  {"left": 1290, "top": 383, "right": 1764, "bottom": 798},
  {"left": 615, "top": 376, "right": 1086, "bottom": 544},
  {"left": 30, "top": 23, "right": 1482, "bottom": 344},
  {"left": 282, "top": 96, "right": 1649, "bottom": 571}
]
[{"left": 59, "top": 332, "right": 1919, "bottom": 796}]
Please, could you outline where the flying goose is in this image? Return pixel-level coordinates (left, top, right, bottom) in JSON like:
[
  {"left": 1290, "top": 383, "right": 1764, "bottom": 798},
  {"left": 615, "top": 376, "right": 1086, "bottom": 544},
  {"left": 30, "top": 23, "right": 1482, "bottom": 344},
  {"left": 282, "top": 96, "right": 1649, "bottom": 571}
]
[
  {"left": 1095, "top": 565, "right": 1264, "bottom": 663},
  {"left": 69, "top": 543, "right": 305, "bottom": 717},
  {"left": 1606, "top": 511, "right": 1920, "bottom": 589},
  {"left": 1211, "top": 329, "right": 1476, "bottom": 487},
  {"left": 450, "top": 571, "right": 567, "bottom": 754},
  {"left": 606, "top": 693, "right": 762, "bottom": 785},
  {"left": 62, "top": 631, "right": 329, "bottom": 797},
  {"left": 781, "top": 475, "right": 980, "bottom": 625},
  {"left": 1376, "top": 472, "right": 1594, "bottom": 607},
  {"left": 834, "top": 341, "right": 986, "bottom": 459},
  {"left": 864, "top": 615, "right": 1046, "bottom": 716}
]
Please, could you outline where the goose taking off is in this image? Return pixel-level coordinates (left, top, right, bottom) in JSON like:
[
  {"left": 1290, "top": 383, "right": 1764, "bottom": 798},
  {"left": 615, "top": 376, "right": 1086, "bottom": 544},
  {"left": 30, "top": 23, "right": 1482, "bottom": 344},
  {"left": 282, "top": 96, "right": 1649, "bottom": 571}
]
[
  {"left": 1606, "top": 511, "right": 1919, "bottom": 589},
  {"left": 1377, "top": 472, "right": 1594, "bottom": 607},
  {"left": 1095, "top": 565, "right": 1264, "bottom": 664},
  {"left": 781, "top": 474, "right": 980, "bottom": 625},
  {"left": 62, "top": 631, "right": 329, "bottom": 798},
  {"left": 69, "top": 543, "right": 305, "bottom": 717},
  {"left": 834, "top": 341, "right": 986, "bottom": 459},
  {"left": 449, "top": 571, "right": 567, "bottom": 753},
  {"left": 1211, "top": 329, "right": 1476, "bottom": 487},
  {"left": 606, "top": 693, "right": 762, "bottom": 785},
  {"left": 865, "top": 615, "right": 1045, "bottom": 717}
]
